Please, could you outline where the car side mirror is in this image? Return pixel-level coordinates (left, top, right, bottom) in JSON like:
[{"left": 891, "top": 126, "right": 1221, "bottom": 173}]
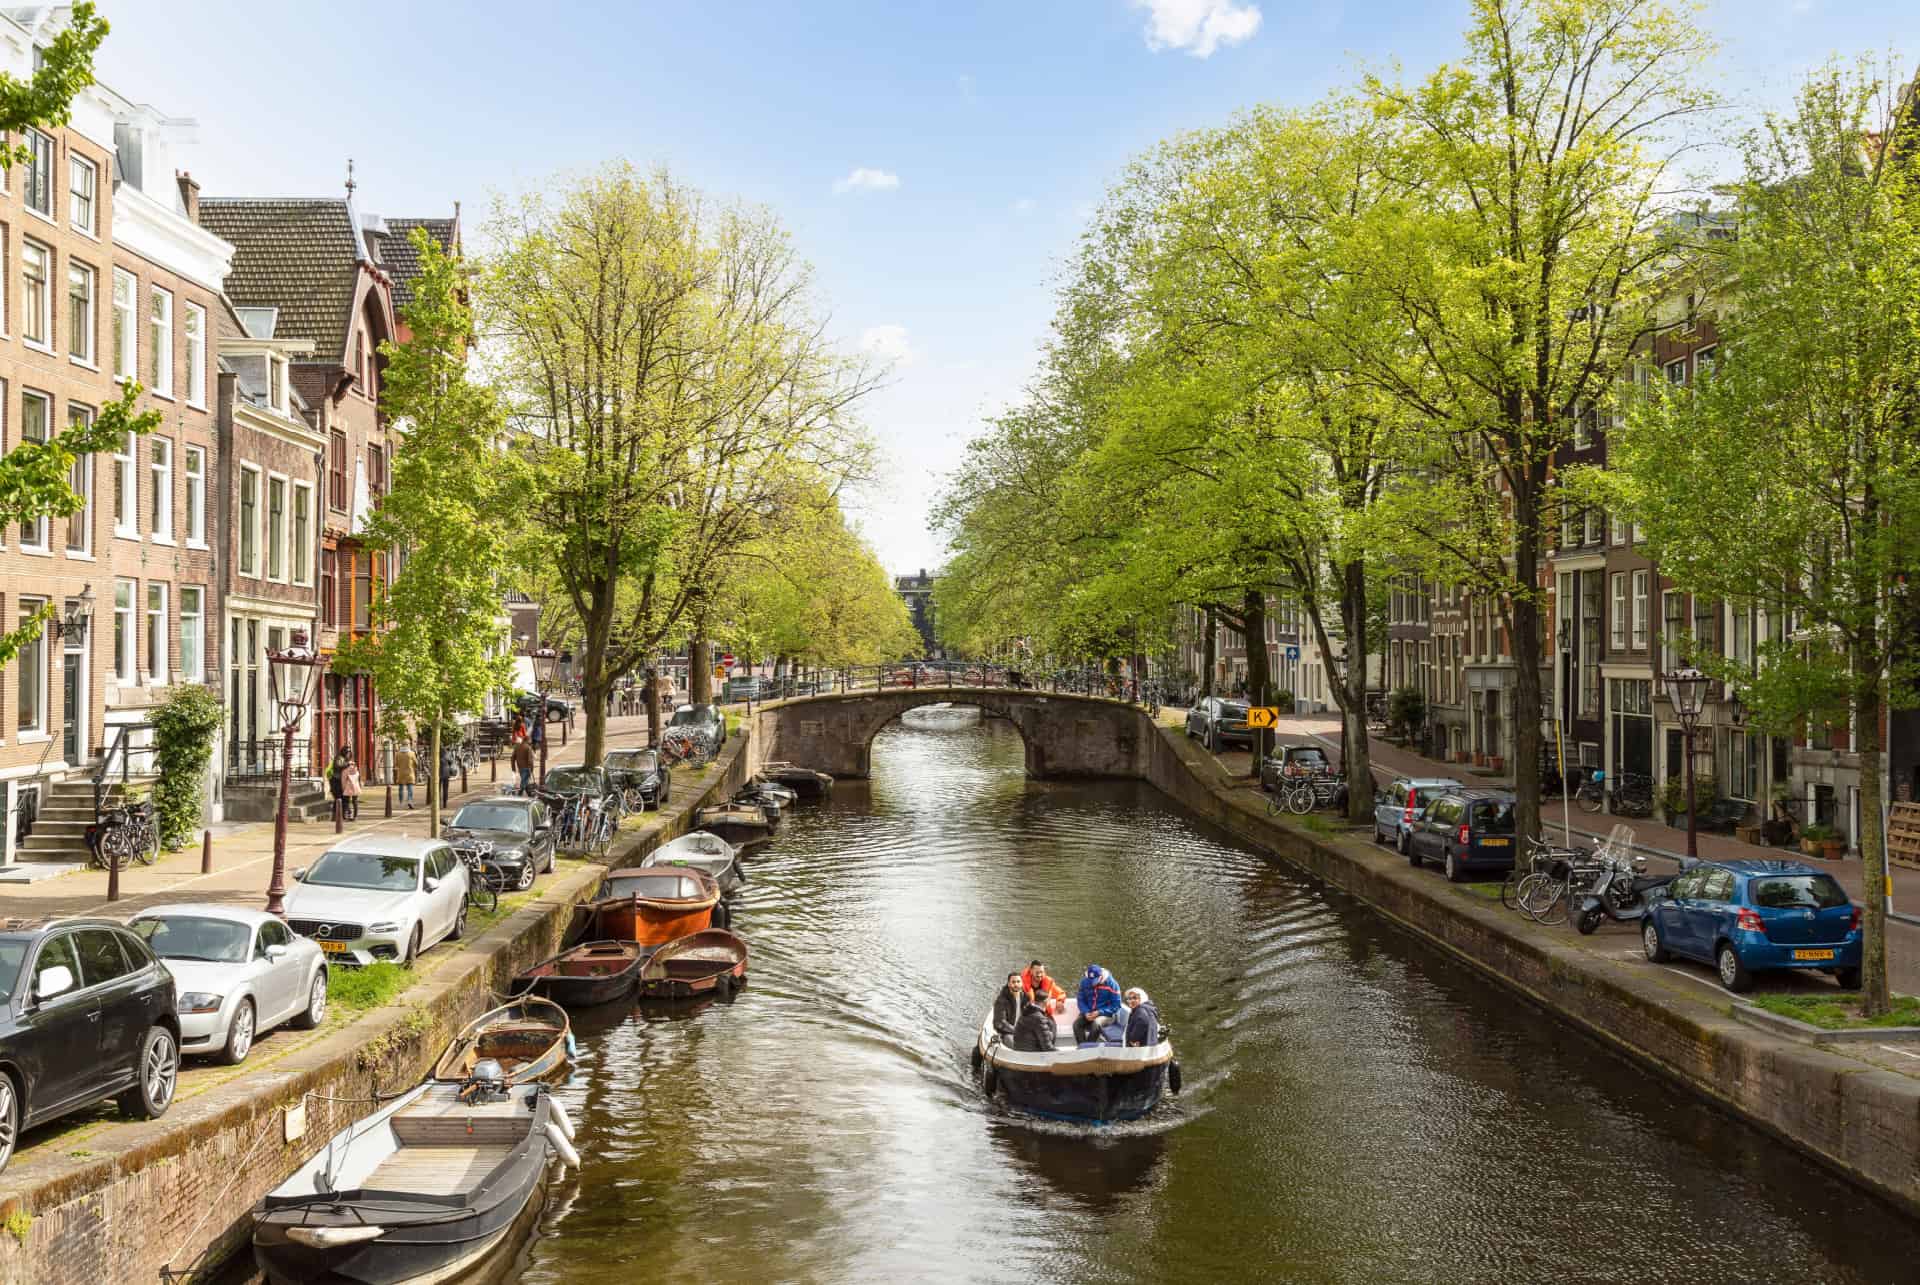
[
  {"left": 292, "top": 867, "right": 307, "bottom": 882},
  {"left": 265, "top": 944, "right": 289, "bottom": 962},
  {"left": 424, "top": 876, "right": 441, "bottom": 893},
  {"left": 34, "top": 964, "right": 75, "bottom": 1003}
]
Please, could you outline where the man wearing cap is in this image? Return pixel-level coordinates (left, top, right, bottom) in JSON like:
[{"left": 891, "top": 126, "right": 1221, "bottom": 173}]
[{"left": 1073, "top": 964, "right": 1124, "bottom": 1044}]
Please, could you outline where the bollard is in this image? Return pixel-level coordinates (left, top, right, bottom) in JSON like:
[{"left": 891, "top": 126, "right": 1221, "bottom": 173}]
[
  {"left": 385, "top": 781, "right": 393, "bottom": 819},
  {"left": 490, "top": 754, "right": 498, "bottom": 783},
  {"left": 106, "top": 842, "right": 120, "bottom": 902},
  {"left": 461, "top": 765, "right": 469, "bottom": 796},
  {"left": 560, "top": 720, "right": 568, "bottom": 747},
  {"left": 201, "top": 828, "right": 213, "bottom": 873},
  {"left": 334, "top": 798, "right": 343, "bottom": 834}
]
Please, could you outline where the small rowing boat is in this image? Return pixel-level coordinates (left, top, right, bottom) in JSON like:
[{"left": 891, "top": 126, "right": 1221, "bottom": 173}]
[
  {"left": 589, "top": 866, "right": 722, "bottom": 943},
  {"left": 758, "top": 761, "right": 834, "bottom": 798},
  {"left": 513, "top": 940, "right": 644, "bottom": 1008},
  {"left": 431, "top": 997, "right": 571, "bottom": 1085},
  {"left": 693, "top": 802, "right": 776, "bottom": 847},
  {"left": 637, "top": 929, "right": 748, "bottom": 1000},
  {"left": 643, "top": 830, "right": 746, "bottom": 895}
]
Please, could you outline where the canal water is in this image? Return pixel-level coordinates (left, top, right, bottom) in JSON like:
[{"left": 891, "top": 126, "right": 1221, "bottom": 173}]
[{"left": 505, "top": 710, "right": 1917, "bottom": 1284}]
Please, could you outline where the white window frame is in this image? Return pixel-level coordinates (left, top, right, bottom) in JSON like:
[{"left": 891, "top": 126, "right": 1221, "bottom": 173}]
[
  {"left": 64, "top": 403, "right": 92, "bottom": 557},
  {"left": 1665, "top": 357, "right": 1688, "bottom": 386},
  {"left": 112, "top": 268, "right": 136, "bottom": 381},
  {"left": 237, "top": 463, "right": 261, "bottom": 578},
  {"left": 145, "top": 581, "right": 168, "bottom": 685},
  {"left": 66, "top": 259, "right": 94, "bottom": 366},
  {"left": 69, "top": 153, "right": 96, "bottom": 234},
  {"left": 21, "top": 239, "right": 52, "bottom": 351},
  {"left": 1631, "top": 570, "right": 1649, "bottom": 650},
  {"left": 17, "top": 595, "right": 48, "bottom": 739},
  {"left": 112, "top": 430, "right": 138, "bottom": 538},
  {"left": 18, "top": 389, "right": 51, "bottom": 552},
  {"left": 22, "top": 128, "right": 53, "bottom": 220},
  {"left": 1610, "top": 573, "right": 1627, "bottom": 651},
  {"left": 1584, "top": 509, "right": 1603, "bottom": 546},
  {"left": 178, "top": 586, "right": 204, "bottom": 683},
  {"left": 268, "top": 355, "right": 288, "bottom": 413},
  {"left": 148, "top": 285, "right": 174, "bottom": 398},
  {"left": 291, "top": 481, "right": 314, "bottom": 586},
  {"left": 266, "top": 472, "right": 288, "bottom": 583},
  {"left": 184, "top": 444, "right": 206, "bottom": 548},
  {"left": 113, "top": 578, "right": 136, "bottom": 685},
  {"left": 184, "top": 302, "right": 206, "bottom": 408},
  {"left": 148, "top": 436, "right": 174, "bottom": 544}
]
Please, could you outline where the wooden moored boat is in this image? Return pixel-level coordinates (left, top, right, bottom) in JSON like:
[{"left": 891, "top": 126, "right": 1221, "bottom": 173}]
[
  {"left": 693, "top": 802, "right": 775, "bottom": 847},
  {"left": 513, "top": 940, "right": 644, "bottom": 1008},
  {"left": 642, "top": 830, "right": 746, "bottom": 895},
  {"left": 589, "top": 867, "right": 721, "bottom": 945},
  {"left": 637, "top": 929, "right": 748, "bottom": 999},
  {"left": 974, "top": 1008, "right": 1177, "bottom": 1124},
  {"left": 431, "top": 997, "right": 572, "bottom": 1085},
  {"left": 759, "top": 760, "right": 834, "bottom": 798},
  {"left": 251, "top": 1078, "right": 577, "bottom": 1285}
]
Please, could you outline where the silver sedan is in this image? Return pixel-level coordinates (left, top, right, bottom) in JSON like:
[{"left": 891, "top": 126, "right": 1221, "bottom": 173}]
[{"left": 128, "top": 904, "right": 329, "bottom": 1064}]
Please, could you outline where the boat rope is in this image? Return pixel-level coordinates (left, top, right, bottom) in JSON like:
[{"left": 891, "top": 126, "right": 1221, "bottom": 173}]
[{"left": 155, "top": 1084, "right": 408, "bottom": 1284}]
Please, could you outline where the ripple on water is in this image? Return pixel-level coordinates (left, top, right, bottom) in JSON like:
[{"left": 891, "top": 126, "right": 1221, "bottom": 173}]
[{"left": 517, "top": 717, "right": 1920, "bottom": 1285}]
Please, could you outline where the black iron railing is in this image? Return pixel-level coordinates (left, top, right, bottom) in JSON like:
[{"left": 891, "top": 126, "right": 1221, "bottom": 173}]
[
  {"left": 227, "top": 738, "right": 313, "bottom": 784},
  {"left": 92, "top": 723, "right": 159, "bottom": 821}
]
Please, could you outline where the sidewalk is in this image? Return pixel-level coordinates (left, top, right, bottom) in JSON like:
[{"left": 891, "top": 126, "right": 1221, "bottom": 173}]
[{"left": 0, "top": 710, "right": 666, "bottom": 923}]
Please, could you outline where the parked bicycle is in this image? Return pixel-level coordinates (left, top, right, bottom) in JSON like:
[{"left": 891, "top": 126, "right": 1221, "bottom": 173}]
[
  {"left": 659, "top": 727, "right": 712, "bottom": 768},
  {"left": 1573, "top": 769, "right": 1653, "bottom": 818},
  {"left": 451, "top": 841, "right": 501, "bottom": 914},
  {"left": 1511, "top": 837, "right": 1605, "bottom": 926},
  {"left": 1265, "top": 768, "right": 1346, "bottom": 816},
  {"left": 90, "top": 799, "right": 160, "bottom": 871}
]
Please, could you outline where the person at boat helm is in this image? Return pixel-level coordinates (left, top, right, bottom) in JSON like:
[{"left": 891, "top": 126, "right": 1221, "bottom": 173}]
[
  {"left": 1073, "top": 964, "right": 1124, "bottom": 1044},
  {"left": 1123, "top": 988, "right": 1160, "bottom": 1048},
  {"left": 1012, "top": 996, "right": 1058, "bottom": 1052},
  {"left": 993, "top": 972, "right": 1026, "bottom": 1039},
  {"left": 1022, "top": 960, "right": 1067, "bottom": 1013}
]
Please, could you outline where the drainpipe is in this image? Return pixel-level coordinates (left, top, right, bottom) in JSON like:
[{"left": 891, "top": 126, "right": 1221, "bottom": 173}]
[{"left": 213, "top": 372, "right": 237, "bottom": 818}]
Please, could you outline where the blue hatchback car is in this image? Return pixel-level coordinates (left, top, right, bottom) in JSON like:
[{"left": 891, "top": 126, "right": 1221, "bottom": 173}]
[{"left": 1642, "top": 860, "right": 1862, "bottom": 993}]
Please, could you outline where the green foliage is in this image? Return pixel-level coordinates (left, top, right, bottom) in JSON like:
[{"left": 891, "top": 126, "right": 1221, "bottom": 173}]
[
  {"left": 4, "top": 1207, "right": 30, "bottom": 1246},
  {"left": 149, "top": 683, "right": 223, "bottom": 850},
  {"left": 1387, "top": 686, "right": 1427, "bottom": 738},
  {"left": 328, "top": 961, "right": 412, "bottom": 1012},
  {"left": 1747, "top": 992, "right": 1920, "bottom": 1031},
  {"left": 0, "top": 3, "right": 106, "bottom": 170}
]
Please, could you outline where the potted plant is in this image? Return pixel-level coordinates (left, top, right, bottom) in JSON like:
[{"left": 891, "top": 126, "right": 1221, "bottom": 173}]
[
  {"left": 1800, "top": 823, "right": 1842, "bottom": 860},
  {"left": 1488, "top": 755, "right": 1505, "bottom": 772}
]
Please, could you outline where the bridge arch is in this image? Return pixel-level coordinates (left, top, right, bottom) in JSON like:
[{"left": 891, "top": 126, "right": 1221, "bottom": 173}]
[{"left": 751, "top": 689, "right": 1155, "bottom": 780}]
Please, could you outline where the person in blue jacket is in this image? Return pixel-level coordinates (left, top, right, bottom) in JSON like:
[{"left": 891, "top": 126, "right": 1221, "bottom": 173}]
[{"left": 1073, "top": 964, "right": 1124, "bottom": 1044}]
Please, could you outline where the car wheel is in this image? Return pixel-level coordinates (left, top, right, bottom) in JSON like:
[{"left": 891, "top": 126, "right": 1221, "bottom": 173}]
[
  {"left": 1444, "top": 851, "right": 1464, "bottom": 883},
  {"left": 1398, "top": 829, "right": 1412, "bottom": 857},
  {"left": 1642, "top": 919, "right": 1669, "bottom": 962},
  {"left": 0, "top": 1073, "right": 17, "bottom": 1173},
  {"left": 119, "top": 1026, "right": 178, "bottom": 1119},
  {"left": 517, "top": 861, "right": 536, "bottom": 892},
  {"left": 449, "top": 901, "right": 469, "bottom": 942},
  {"left": 220, "top": 999, "right": 256, "bottom": 1066},
  {"left": 1716, "top": 942, "right": 1752, "bottom": 993},
  {"left": 404, "top": 924, "right": 423, "bottom": 967},
  {"left": 1835, "top": 967, "right": 1863, "bottom": 991},
  {"left": 294, "top": 969, "right": 328, "bottom": 1029},
  {"left": 1405, "top": 839, "right": 1421, "bottom": 868},
  {"left": 544, "top": 847, "right": 556, "bottom": 875}
]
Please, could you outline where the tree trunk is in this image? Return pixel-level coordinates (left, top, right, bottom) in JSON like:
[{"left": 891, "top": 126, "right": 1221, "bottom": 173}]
[
  {"left": 691, "top": 610, "right": 713, "bottom": 703},
  {"left": 1855, "top": 661, "right": 1890, "bottom": 1015},
  {"left": 1338, "top": 559, "right": 1374, "bottom": 822},
  {"left": 645, "top": 664, "right": 662, "bottom": 747},
  {"left": 428, "top": 721, "right": 442, "bottom": 836},
  {"left": 1202, "top": 607, "right": 1217, "bottom": 699},
  {"left": 1243, "top": 589, "right": 1270, "bottom": 774},
  {"left": 1509, "top": 475, "right": 1546, "bottom": 851}
]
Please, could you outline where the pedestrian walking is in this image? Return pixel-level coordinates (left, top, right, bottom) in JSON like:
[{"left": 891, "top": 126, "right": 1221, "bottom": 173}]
[
  {"left": 327, "top": 749, "right": 349, "bottom": 821},
  {"left": 393, "top": 742, "right": 418, "bottom": 809},
  {"left": 341, "top": 754, "right": 363, "bottom": 821},
  {"left": 511, "top": 737, "right": 534, "bottom": 795},
  {"left": 440, "top": 745, "right": 459, "bottom": 806}
]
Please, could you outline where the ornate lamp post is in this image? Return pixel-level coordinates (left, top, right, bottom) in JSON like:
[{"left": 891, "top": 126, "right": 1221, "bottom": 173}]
[
  {"left": 529, "top": 646, "right": 558, "bottom": 789},
  {"left": 1665, "top": 666, "right": 1709, "bottom": 861},
  {"left": 264, "top": 631, "right": 320, "bottom": 917}
]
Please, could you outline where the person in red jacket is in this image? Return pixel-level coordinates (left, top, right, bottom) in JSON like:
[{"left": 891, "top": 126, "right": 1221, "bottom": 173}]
[{"left": 1021, "top": 960, "right": 1067, "bottom": 1014}]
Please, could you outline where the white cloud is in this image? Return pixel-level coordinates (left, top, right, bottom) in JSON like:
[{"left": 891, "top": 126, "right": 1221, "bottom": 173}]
[
  {"left": 1131, "top": 0, "right": 1262, "bottom": 58},
  {"left": 859, "top": 323, "right": 917, "bottom": 366},
  {"left": 833, "top": 167, "right": 901, "bottom": 194}
]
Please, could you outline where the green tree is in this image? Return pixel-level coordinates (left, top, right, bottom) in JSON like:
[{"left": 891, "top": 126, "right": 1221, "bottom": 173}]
[
  {"left": 334, "top": 230, "right": 518, "bottom": 834},
  {"left": 1605, "top": 62, "right": 1920, "bottom": 1014},
  {"left": 149, "top": 683, "right": 223, "bottom": 850}
]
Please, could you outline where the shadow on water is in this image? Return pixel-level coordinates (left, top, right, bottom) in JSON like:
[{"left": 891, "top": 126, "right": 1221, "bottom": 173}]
[{"left": 983, "top": 1117, "right": 1167, "bottom": 1210}]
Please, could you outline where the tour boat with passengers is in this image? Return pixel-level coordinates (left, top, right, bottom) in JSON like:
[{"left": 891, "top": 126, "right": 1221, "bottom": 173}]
[{"left": 974, "top": 1001, "right": 1178, "bottom": 1124}]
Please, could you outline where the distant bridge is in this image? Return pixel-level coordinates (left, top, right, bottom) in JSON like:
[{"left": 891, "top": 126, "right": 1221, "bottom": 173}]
[{"left": 751, "top": 688, "right": 1157, "bottom": 779}]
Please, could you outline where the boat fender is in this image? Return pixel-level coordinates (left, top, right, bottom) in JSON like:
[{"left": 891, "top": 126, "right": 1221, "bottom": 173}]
[
  {"left": 548, "top": 1097, "right": 577, "bottom": 1142},
  {"left": 969, "top": 1045, "right": 984, "bottom": 1074},
  {"left": 981, "top": 1065, "right": 998, "bottom": 1098},
  {"left": 546, "top": 1120, "right": 581, "bottom": 1169},
  {"left": 566, "top": 1032, "right": 580, "bottom": 1062},
  {"left": 715, "top": 973, "right": 735, "bottom": 1001},
  {"left": 1168, "top": 1061, "right": 1182, "bottom": 1095}
]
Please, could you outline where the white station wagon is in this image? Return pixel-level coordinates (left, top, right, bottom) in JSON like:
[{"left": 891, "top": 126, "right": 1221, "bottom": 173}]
[{"left": 284, "top": 835, "right": 471, "bottom": 966}]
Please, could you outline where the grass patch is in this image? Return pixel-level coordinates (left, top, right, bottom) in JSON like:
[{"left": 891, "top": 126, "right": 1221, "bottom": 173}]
[
  {"left": 5, "top": 1208, "right": 30, "bottom": 1245},
  {"left": 1456, "top": 883, "right": 1505, "bottom": 902},
  {"left": 1299, "top": 813, "right": 1343, "bottom": 836},
  {"left": 1747, "top": 992, "right": 1920, "bottom": 1030},
  {"left": 329, "top": 961, "right": 414, "bottom": 1012}
]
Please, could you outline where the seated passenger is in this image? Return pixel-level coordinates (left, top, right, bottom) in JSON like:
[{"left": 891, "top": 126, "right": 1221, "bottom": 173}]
[
  {"left": 1073, "top": 964, "right": 1124, "bottom": 1044},
  {"left": 1022, "top": 960, "right": 1067, "bottom": 1014},
  {"left": 1011, "top": 999, "right": 1057, "bottom": 1052},
  {"left": 1123, "top": 988, "right": 1160, "bottom": 1047},
  {"left": 992, "top": 972, "right": 1025, "bottom": 1039}
]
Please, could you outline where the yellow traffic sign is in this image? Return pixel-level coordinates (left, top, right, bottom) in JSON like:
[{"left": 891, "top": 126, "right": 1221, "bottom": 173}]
[{"left": 1246, "top": 707, "right": 1279, "bottom": 729}]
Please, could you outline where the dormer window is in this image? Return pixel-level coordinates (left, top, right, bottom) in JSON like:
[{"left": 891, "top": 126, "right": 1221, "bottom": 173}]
[{"left": 268, "top": 355, "right": 287, "bottom": 412}]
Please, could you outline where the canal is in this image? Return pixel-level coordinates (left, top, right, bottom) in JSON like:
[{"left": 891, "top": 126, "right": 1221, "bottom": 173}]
[{"left": 510, "top": 710, "right": 1918, "bottom": 1284}]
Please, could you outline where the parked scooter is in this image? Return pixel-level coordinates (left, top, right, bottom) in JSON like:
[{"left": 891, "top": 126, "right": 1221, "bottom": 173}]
[{"left": 1574, "top": 847, "right": 1677, "bottom": 934}]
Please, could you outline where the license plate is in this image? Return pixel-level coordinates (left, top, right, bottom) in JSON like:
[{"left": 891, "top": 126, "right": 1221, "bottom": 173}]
[
  {"left": 1480, "top": 837, "right": 1510, "bottom": 847},
  {"left": 319, "top": 940, "right": 351, "bottom": 955},
  {"left": 1792, "top": 948, "right": 1835, "bottom": 961}
]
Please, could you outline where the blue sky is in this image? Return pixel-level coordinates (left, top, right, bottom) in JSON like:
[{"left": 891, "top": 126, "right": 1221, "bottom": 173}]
[{"left": 98, "top": 0, "right": 1919, "bottom": 574}]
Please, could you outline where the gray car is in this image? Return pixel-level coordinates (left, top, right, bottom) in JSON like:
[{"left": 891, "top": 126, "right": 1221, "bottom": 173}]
[
  {"left": 1184, "top": 697, "right": 1252, "bottom": 751},
  {"left": 1372, "top": 776, "right": 1464, "bottom": 851},
  {"left": 128, "top": 905, "right": 328, "bottom": 1064}
]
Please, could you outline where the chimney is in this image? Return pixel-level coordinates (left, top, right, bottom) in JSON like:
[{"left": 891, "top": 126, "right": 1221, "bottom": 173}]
[{"left": 176, "top": 169, "right": 200, "bottom": 222}]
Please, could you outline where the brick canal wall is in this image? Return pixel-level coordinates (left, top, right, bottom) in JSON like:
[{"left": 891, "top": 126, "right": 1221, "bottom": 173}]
[{"left": 0, "top": 733, "right": 755, "bottom": 1285}]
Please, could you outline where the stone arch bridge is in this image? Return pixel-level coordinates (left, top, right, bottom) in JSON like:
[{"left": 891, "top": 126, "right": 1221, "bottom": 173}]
[{"left": 751, "top": 689, "right": 1157, "bottom": 779}]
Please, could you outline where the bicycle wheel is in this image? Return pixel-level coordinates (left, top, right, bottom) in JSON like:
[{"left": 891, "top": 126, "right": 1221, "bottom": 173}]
[
  {"left": 469, "top": 882, "right": 499, "bottom": 914},
  {"left": 593, "top": 820, "right": 614, "bottom": 858},
  {"left": 136, "top": 825, "right": 160, "bottom": 866},
  {"left": 1500, "top": 868, "right": 1526, "bottom": 910},
  {"left": 1285, "top": 784, "right": 1315, "bottom": 815},
  {"left": 1576, "top": 786, "right": 1603, "bottom": 814},
  {"left": 1521, "top": 876, "right": 1570, "bottom": 926},
  {"left": 1265, "top": 793, "right": 1284, "bottom": 818}
]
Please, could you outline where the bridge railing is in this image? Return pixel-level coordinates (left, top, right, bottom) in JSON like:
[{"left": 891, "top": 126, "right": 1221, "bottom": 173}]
[{"left": 743, "top": 662, "right": 1167, "bottom": 707}]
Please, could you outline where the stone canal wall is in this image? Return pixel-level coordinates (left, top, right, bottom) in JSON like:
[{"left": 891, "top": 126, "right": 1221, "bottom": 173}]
[
  {"left": 1134, "top": 722, "right": 1920, "bottom": 1219},
  {"left": 0, "top": 734, "right": 755, "bottom": 1285}
]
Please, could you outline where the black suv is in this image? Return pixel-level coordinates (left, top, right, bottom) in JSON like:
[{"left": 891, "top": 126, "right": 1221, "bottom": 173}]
[
  {"left": 0, "top": 918, "right": 180, "bottom": 1172},
  {"left": 1405, "top": 788, "right": 1519, "bottom": 882}
]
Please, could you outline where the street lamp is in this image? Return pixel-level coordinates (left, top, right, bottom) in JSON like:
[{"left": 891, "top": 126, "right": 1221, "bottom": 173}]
[
  {"left": 264, "top": 630, "right": 320, "bottom": 918},
  {"left": 1666, "top": 666, "right": 1709, "bottom": 861},
  {"left": 529, "top": 646, "right": 558, "bottom": 789},
  {"left": 53, "top": 585, "right": 94, "bottom": 641}
]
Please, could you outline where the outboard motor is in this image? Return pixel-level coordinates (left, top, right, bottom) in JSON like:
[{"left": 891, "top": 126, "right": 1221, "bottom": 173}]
[{"left": 459, "top": 1057, "right": 512, "bottom": 1105}]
